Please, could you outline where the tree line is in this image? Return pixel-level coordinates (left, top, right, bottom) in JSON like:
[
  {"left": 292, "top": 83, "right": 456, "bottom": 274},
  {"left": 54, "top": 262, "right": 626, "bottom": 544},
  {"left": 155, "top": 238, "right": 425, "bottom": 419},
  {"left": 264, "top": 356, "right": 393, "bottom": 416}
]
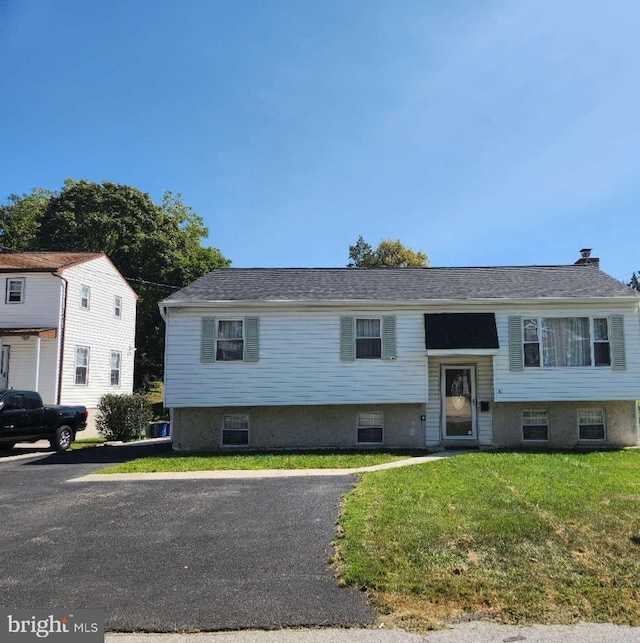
[
  {"left": 0, "top": 179, "right": 428, "bottom": 386},
  {"left": 0, "top": 180, "right": 230, "bottom": 386}
]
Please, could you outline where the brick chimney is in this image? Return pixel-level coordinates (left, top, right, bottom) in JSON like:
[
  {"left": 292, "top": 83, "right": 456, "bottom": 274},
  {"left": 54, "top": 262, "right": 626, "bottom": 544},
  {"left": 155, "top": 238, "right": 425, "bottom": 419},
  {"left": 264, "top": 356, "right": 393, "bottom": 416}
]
[{"left": 574, "top": 248, "right": 600, "bottom": 269}]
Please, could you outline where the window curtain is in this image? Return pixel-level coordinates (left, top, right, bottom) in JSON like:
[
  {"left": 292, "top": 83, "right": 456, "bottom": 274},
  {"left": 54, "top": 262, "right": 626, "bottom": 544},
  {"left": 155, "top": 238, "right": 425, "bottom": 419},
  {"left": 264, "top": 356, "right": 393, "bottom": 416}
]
[
  {"left": 218, "top": 320, "right": 243, "bottom": 339},
  {"left": 356, "top": 319, "right": 380, "bottom": 337},
  {"left": 542, "top": 318, "right": 591, "bottom": 366}
]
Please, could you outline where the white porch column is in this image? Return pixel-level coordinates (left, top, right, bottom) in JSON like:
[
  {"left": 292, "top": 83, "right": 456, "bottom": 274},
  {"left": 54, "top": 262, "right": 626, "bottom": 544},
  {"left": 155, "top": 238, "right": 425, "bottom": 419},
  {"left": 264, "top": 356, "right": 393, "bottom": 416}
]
[{"left": 34, "top": 335, "right": 41, "bottom": 392}]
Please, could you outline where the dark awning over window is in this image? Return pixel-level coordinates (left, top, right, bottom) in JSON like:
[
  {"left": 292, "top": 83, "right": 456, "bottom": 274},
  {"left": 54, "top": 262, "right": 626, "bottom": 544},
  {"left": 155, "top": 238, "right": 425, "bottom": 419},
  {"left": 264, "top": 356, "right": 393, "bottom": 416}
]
[{"left": 424, "top": 313, "right": 499, "bottom": 350}]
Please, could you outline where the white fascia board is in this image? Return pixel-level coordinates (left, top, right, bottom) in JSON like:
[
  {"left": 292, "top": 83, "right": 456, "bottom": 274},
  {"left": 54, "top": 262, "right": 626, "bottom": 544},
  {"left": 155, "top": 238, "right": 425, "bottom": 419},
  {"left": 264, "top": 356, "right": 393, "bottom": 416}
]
[{"left": 159, "top": 296, "right": 640, "bottom": 310}]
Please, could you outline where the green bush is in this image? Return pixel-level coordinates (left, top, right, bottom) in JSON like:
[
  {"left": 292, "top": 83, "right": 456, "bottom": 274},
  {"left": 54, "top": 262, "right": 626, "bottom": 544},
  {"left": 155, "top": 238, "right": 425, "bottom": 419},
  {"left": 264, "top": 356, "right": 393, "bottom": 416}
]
[{"left": 96, "top": 393, "right": 153, "bottom": 442}]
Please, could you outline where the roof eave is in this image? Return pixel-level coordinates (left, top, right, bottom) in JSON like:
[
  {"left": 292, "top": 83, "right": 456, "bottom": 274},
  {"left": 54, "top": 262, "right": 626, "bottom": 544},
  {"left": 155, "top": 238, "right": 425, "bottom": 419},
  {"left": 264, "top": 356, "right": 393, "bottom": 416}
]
[{"left": 159, "top": 296, "right": 640, "bottom": 308}]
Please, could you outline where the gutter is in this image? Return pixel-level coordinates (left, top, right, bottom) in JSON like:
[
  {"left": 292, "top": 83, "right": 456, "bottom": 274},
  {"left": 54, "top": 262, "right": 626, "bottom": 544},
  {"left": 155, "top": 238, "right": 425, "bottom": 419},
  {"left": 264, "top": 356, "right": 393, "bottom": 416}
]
[
  {"left": 52, "top": 272, "right": 69, "bottom": 405},
  {"left": 158, "top": 296, "right": 640, "bottom": 310}
]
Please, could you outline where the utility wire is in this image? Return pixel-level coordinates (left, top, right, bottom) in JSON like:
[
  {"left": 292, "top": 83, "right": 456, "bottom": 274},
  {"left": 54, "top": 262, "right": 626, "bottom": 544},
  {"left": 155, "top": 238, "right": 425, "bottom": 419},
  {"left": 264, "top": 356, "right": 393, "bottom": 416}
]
[
  {"left": 124, "top": 277, "right": 181, "bottom": 290},
  {"left": 0, "top": 247, "right": 182, "bottom": 290}
]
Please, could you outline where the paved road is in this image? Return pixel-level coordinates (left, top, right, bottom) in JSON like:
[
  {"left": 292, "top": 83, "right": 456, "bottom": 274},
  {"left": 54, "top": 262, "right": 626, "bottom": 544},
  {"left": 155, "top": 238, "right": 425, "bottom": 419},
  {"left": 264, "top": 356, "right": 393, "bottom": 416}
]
[{"left": 0, "top": 444, "right": 373, "bottom": 631}]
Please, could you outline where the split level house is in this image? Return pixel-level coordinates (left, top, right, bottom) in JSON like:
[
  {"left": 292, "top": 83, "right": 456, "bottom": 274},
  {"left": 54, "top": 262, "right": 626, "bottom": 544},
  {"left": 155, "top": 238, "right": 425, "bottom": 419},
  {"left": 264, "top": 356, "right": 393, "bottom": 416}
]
[
  {"left": 160, "top": 250, "right": 640, "bottom": 451},
  {"left": 0, "top": 252, "right": 137, "bottom": 434}
]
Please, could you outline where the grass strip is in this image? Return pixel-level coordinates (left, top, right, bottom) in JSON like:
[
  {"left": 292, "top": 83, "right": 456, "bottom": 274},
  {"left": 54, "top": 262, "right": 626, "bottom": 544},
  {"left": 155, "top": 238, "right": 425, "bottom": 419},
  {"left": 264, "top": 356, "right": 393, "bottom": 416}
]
[
  {"left": 97, "top": 449, "right": 428, "bottom": 473},
  {"left": 335, "top": 450, "right": 640, "bottom": 630}
]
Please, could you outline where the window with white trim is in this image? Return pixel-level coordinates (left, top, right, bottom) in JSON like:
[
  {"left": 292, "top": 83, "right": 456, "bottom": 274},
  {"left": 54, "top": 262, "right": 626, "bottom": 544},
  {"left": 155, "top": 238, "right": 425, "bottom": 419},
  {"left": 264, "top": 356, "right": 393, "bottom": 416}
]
[
  {"left": 5, "top": 278, "right": 24, "bottom": 303},
  {"left": 75, "top": 346, "right": 89, "bottom": 385},
  {"left": 522, "top": 410, "right": 548, "bottom": 441},
  {"left": 80, "top": 285, "right": 90, "bottom": 310},
  {"left": 356, "top": 318, "right": 381, "bottom": 359},
  {"left": 578, "top": 409, "right": 606, "bottom": 441},
  {"left": 217, "top": 320, "right": 244, "bottom": 361},
  {"left": 523, "top": 317, "right": 599, "bottom": 367},
  {"left": 222, "top": 414, "right": 249, "bottom": 446},
  {"left": 357, "top": 412, "right": 384, "bottom": 444},
  {"left": 110, "top": 351, "right": 122, "bottom": 386},
  {"left": 114, "top": 296, "right": 122, "bottom": 319}
]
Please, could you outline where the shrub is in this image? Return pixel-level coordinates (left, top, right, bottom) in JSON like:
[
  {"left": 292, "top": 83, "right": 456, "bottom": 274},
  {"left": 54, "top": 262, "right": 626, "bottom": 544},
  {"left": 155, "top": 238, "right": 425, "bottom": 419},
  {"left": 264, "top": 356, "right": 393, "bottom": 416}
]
[{"left": 96, "top": 393, "right": 153, "bottom": 442}]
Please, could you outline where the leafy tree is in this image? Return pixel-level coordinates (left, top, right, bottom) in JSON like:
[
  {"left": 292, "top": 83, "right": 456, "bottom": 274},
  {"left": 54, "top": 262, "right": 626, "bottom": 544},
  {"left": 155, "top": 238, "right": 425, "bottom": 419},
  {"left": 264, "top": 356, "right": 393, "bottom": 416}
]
[
  {"left": 629, "top": 273, "right": 640, "bottom": 291},
  {"left": 0, "top": 180, "right": 230, "bottom": 385},
  {"left": 348, "top": 235, "right": 429, "bottom": 268},
  {"left": 0, "top": 187, "right": 55, "bottom": 250}
]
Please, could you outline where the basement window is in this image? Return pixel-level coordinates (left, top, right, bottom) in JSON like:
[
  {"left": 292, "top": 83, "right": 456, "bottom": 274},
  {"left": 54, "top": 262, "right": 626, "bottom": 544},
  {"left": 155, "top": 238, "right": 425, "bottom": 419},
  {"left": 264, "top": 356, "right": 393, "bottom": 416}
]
[
  {"left": 222, "top": 415, "right": 249, "bottom": 446},
  {"left": 522, "top": 410, "right": 548, "bottom": 441},
  {"left": 357, "top": 412, "right": 384, "bottom": 445},
  {"left": 578, "top": 409, "right": 606, "bottom": 441}
]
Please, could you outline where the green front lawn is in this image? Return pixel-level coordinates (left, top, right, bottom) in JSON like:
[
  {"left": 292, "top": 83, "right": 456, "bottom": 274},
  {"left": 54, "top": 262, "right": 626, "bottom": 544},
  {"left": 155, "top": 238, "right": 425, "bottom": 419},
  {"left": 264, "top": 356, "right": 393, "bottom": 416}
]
[
  {"left": 335, "top": 450, "right": 640, "bottom": 630},
  {"left": 69, "top": 437, "right": 106, "bottom": 450},
  {"left": 97, "top": 449, "right": 426, "bottom": 473}
]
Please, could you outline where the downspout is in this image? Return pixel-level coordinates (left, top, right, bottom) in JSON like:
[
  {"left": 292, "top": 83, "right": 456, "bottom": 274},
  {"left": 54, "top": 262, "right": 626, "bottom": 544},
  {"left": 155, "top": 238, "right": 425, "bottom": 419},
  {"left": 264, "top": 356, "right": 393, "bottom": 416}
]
[
  {"left": 53, "top": 272, "right": 69, "bottom": 404},
  {"left": 158, "top": 303, "right": 177, "bottom": 449}
]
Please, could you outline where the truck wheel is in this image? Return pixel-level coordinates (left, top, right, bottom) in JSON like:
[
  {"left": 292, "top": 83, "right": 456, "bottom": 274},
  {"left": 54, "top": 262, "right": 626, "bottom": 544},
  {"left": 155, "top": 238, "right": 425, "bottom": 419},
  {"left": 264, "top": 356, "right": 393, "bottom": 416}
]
[{"left": 51, "top": 426, "right": 74, "bottom": 452}]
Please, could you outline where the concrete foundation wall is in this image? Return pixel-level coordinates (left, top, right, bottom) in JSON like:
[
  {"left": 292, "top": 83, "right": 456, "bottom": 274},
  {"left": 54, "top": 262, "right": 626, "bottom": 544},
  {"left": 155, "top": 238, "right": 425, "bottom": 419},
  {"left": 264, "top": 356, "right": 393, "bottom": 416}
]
[
  {"left": 172, "top": 404, "right": 426, "bottom": 451},
  {"left": 492, "top": 400, "right": 639, "bottom": 448}
]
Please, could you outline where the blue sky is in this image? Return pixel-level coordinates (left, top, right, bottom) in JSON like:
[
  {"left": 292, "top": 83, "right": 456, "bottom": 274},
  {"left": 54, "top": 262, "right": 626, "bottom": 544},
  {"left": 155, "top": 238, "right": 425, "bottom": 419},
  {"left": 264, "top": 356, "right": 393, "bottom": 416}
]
[{"left": 1, "top": 1, "right": 639, "bottom": 281}]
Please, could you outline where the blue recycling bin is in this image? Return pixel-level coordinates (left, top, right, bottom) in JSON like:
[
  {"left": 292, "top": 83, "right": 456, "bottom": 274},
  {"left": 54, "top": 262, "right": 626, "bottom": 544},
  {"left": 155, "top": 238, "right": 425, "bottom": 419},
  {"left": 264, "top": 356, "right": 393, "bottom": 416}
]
[{"left": 148, "top": 421, "right": 171, "bottom": 438}]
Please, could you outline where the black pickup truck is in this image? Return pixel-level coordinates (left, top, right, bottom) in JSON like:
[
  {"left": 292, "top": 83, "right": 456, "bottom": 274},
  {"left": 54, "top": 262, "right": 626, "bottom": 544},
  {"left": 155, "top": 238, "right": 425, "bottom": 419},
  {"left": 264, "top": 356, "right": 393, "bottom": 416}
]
[{"left": 0, "top": 390, "right": 87, "bottom": 452}]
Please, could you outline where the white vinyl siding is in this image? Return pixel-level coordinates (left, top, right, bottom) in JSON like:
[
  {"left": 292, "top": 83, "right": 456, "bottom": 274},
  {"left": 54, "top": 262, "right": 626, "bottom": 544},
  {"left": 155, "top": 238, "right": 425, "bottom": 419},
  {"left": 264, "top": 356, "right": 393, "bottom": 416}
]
[
  {"left": 163, "top": 301, "right": 640, "bottom": 412},
  {"left": 164, "top": 308, "right": 426, "bottom": 407},
  {"left": 495, "top": 306, "right": 640, "bottom": 402},
  {"left": 0, "top": 273, "right": 62, "bottom": 327},
  {"left": 0, "top": 273, "right": 64, "bottom": 404},
  {"left": 59, "top": 256, "right": 136, "bottom": 407},
  {"left": 0, "top": 337, "right": 58, "bottom": 403},
  {"left": 425, "top": 355, "right": 493, "bottom": 446}
]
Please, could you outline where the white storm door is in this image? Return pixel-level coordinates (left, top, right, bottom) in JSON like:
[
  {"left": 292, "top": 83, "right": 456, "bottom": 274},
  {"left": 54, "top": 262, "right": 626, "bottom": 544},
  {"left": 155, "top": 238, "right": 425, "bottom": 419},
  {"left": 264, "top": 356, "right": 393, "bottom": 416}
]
[{"left": 441, "top": 365, "right": 476, "bottom": 440}]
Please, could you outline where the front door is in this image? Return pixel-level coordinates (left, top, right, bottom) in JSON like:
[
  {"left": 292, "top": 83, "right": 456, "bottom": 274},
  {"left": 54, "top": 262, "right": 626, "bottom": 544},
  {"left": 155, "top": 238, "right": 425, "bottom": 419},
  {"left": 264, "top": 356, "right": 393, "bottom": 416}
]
[
  {"left": 0, "top": 346, "right": 8, "bottom": 389},
  {"left": 441, "top": 365, "right": 476, "bottom": 440}
]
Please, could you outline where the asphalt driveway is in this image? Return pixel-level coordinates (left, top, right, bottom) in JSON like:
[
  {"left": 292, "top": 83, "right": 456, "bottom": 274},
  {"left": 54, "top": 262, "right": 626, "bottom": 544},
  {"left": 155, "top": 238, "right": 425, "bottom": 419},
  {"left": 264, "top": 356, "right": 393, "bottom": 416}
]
[{"left": 0, "top": 444, "right": 374, "bottom": 631}]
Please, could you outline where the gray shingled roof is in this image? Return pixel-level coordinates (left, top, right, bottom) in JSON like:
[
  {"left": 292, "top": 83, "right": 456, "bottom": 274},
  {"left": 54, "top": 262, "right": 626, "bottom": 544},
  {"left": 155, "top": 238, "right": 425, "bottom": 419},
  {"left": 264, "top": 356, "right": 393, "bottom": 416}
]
[{"left": 164, "top": 265, "right": 639, "bottom": 302}]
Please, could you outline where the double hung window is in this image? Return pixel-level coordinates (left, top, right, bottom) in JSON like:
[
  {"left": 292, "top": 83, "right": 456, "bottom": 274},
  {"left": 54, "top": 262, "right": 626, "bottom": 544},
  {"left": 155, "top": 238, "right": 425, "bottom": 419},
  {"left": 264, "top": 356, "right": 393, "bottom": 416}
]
[
  {"left": 80, "top": 285, "right": 90, "bottom": 310},
  {"left": 217, "top": 320, "right": 244, "bottom": 361},
  {"left": 75, "top": 346, "right": 89, "bottom": 385},
  {"left": 355, "top": 319, "right": 381, "bottom": 359},
  {"left": 110, "top": 351, "right": 122, "bottom": 386},
  {"left": 6, "top": 278, "right": 24, "bottom": 303}
]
